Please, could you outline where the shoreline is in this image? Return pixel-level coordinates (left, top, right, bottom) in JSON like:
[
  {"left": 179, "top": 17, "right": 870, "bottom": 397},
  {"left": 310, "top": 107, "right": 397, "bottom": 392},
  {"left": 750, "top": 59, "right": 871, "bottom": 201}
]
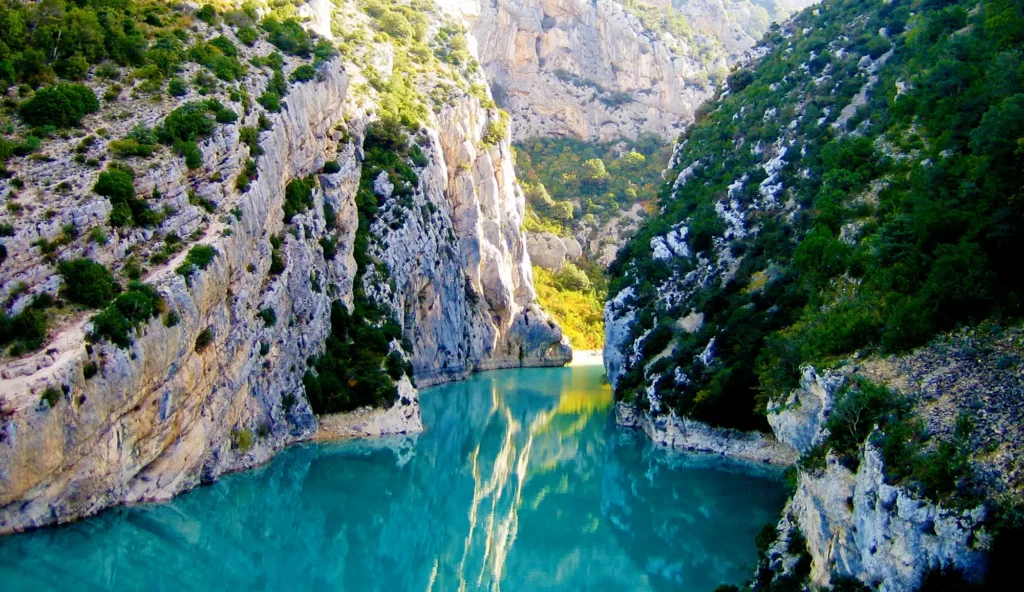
[
  {"left": 615, "top": 402, "right": 798, "bottom": 466},
  {"left": 570, "top": 349, "right": 604, "bottom": 366}
]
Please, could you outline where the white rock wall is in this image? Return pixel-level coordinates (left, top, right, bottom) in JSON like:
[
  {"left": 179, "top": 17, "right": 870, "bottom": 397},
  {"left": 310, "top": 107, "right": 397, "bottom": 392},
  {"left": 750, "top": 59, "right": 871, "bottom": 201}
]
[
  {"left": 769, "top": 367, "right": 989, "bottom": 591},
  {"left": 0, "top": 33, "right": 569, "bottom": 533}
]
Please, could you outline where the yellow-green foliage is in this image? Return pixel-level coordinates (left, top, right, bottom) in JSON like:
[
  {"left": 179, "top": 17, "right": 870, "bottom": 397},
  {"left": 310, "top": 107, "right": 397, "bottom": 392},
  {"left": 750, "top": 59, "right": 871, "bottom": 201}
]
[
  {"left": 522, "top": 203, "right": 568, "bottom": 235},
  {"left": 533, "top": 265, "right": 604, "bottom": 350},
  {"left": 231, "top": 427, "right": 254, "bottom": 452}
]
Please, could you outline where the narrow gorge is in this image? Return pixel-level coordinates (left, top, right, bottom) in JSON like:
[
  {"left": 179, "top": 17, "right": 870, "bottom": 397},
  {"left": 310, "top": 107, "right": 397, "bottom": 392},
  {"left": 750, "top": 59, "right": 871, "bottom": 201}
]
[{"left": 0, "top": 0, "right": 1020, "bottom": 591}]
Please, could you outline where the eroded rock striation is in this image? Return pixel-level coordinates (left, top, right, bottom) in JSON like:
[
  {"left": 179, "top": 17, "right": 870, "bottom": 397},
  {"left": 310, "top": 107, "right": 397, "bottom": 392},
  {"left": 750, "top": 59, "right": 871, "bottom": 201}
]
[
  {"left": 764, "top": 349, "right": 1012, "bottom": 591},
  {"left": 443, "top": 0, "right": 815, "bottom": 141},
  {"left": 0, "top": 5, "right": 568, "bottom": 534}
]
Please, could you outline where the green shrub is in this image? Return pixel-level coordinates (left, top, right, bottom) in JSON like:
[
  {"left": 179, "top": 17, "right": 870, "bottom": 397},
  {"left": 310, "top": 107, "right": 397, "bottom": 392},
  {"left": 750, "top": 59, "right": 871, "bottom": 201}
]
[
  {"left": 88, "top": 281, "right": 163, "bottom": 347},
  {"left": 291, "top": 64, "right": 316, "bottom": 82},
  {"left": 19, "top": 84, "right": 99, "bottom": 127},
  {"left": 83, "top": 361, "right": 98, "bottom": 379},
  {"left": 195, "top": 327, "right": 214, "bottom": 351},
  {"left": 118, "top": 122, "right": 148, "bottom": 143},
  {"left": 754, "top": 523, "right": 778, "bottom": 555},
  {"left": 239, "top": 126, "right": 262, "bottom": 156},
  {"left": 236, "top": 172, "right": 251, "bottom": 192},
  {"left": 94, "top": 169, "right": 158, "bottom": 227},
  {"left": 237, "top": 26, "right": 259, "bottom": 46},
  {"left": 40, "top": 386, "right": 62, "bottom": 408},
  {"left": 283, "top": 176, "right": 315, "bottom": 222},
  {"left": 174, "top": 140, "right": 203, "bottom": 169},
  {"left": 158, "top": 102, "right": 217, "bottom": 144},
  {"left": 163, "top": 311, "right": 180, "bottom": 327},
  {"left": 553, "top": 262, "right": 591, "bottom": 292},
  {"left": 409, "top": 144, "right": 429, "bottom": 167},
  {"left": 108, "top": 139, "right": 155, "bottom": 157},
  {"left": 168, "top": 77, "right": 188, "bottom": 97},
  {"left": 231, "top": 427, "right": 254, "bottom": 451},
  {"left": 261, "top": 18, "right": 313, "bottom": 56},
  {"left": 0, "top": 299, "right": 51, "bottom": 353},
  {"left": 258, "top": 91, "right": 282, "bottom": 112},
  {"left": 58, "top": 259, "right": 120, "bottom": 308},
  {"left": 176, "top": 245, "right": 218, "bottom": 279},
  {"left": 481, "top": 110, "right": 509, "bottom": 146},
  {"left": 319, "top": 236, "right": 338, "bottom": 259},
  {"left": 195, "top": 5, "right": 217, "bottom": 23},
  {"left": 322, "top": 160, "right": 341, "bottom": 174},
  {"left": 257, "top": 308, "right": 277, "bottom": 326},
  {"left": 214, "top": 107, "right": 238, "bottom": 124}
]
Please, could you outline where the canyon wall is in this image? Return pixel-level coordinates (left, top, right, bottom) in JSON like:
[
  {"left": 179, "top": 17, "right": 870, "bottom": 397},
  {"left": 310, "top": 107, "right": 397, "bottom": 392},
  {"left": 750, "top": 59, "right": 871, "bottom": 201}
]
[
  {"left": 0, "top": 7, "right": 568, "bottom": 534},
  {"left": 443, "top": 0, "right": 815, "bottom": 141}
]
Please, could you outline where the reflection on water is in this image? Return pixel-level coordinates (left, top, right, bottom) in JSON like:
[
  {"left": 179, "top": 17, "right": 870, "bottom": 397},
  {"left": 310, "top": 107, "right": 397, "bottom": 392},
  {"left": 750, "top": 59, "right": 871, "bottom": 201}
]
[{"left": 0, "top": 366, "right": 788, "bottom": 591}]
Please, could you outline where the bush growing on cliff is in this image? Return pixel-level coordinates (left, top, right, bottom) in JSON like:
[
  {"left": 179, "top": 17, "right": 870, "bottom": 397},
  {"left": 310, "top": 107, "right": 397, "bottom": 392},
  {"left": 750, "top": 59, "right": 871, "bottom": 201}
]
[
  {"left": 94, "top": 169, "right": 158, "bottom": 227},
  {"left": 88, "top": 282, "right": 163, "bottom": 348},
  {"left": 0, "top": 298, "right": 50, "bottom": 354},
  {"left": 159, "top": 103, "right": 217, "bottom": 143},
  {"left": 176, "top": 245, "right": 218, "bottom": 281},
  {"left": 480, "top": 110, "right": 509, "bottom": 147},
  {"left": 262, "top": 17, "right": 313, "bottom": 57},
  {"left": 291, "top": 64, "right": 316, "bottom": 82},
  {"left": 283, "top": 176, "right": 315, "bottom": 223},
  {"left": 58, "top": 259, "right": 120, "bottom": 308},
  {"left": 302, "top": 300, "right": 403, "bottom": 414},
  {"left": 19, "top": 84, "right": 99, "bottom": 128}
]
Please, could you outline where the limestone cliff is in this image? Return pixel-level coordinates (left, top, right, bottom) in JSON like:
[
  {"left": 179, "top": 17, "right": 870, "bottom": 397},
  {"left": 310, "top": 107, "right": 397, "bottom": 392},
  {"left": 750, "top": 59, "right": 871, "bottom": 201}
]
[
  {"left": 0, "top": 2, "right": 569, "bottom": 534},
  {"left": 762, "top": 340, "right": 1023, "bottom": 591},
  {"left": 442, "top": 0, "right": 815, "bottom": 141}
]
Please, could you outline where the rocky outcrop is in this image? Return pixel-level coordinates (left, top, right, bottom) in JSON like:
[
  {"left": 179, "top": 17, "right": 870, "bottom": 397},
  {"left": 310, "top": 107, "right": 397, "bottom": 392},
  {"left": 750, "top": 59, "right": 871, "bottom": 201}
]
[
  {"left": 616, "top": 402, "right": 797, "bottom": 465},
  {"left": 763, "top": 357, "right": 1002, "bottom": 591},
  {"left": 767, "top": 366, "right": 845, "bottom": 455},
  {"left": 315, "top": 377, "right": 422, "bottom": 440},
  {"left": 777, "top": 443, "right": 989, "bottom": 591},
  {"left": 525, "top": 231, "right": 581, "bottom": 271},
  {"left": 368, "top": 95, "right": 572, "bottom": 387},
  {"left": 0, "top": 7, "right": 568, "bottom": 534},
  {"left": 443, "top": 0, "right": 815, "bottom": 141}
]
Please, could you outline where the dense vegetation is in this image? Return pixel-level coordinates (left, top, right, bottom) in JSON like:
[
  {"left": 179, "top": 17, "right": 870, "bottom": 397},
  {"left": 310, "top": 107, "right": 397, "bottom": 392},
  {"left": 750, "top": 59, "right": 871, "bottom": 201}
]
[
  {"left": 532, "top": 265, "right": 604, "bottom": 350},
  {"left": 302, "top": 120, "right": 419, "bottom": 414},
  {"left": 514, "top": 135, "right": 670, "bottom": 234},
  {"left": 0, "top": 0, "right": 330, "bottom": 176},
  {"left": 513, "top": 135, "right": 672, "bottom": 347},
  {"left": 609, "top": 0, "right": 1024, "bottom": 432}
]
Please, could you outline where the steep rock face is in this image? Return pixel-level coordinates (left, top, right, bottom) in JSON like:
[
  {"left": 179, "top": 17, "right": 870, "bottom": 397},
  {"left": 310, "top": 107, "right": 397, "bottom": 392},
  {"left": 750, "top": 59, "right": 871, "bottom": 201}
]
[
  {"left": 366, "top": 97, "right": 571, "bottom": 387},
  {"left": 764, "top": 360, "right": 998, "bottom": 591},
  {"left": 443, "top": 0, "right": 814, "bottom": 141},
  {"left": 767, "top": 366, "right": 844, "bottom": 455},
  {"left": 0, "top": 61, "right": 352, "bottom": 534},
  {"left": 0, "top": 9, "right": 568, "bottom": 533}
]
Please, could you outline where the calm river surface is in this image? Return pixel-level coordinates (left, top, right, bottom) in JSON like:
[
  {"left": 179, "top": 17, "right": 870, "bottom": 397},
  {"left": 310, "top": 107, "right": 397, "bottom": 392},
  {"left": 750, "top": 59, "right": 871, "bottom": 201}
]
[{"left": 0, "top": 365, "right": 788, "bottom": 591}]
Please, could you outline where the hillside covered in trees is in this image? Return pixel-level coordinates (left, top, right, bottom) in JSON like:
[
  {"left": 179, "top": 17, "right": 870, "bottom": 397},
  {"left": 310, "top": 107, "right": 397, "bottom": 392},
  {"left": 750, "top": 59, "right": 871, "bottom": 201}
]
[{"left": 608, "top": 0, "right": 1024, "bottom": 431}]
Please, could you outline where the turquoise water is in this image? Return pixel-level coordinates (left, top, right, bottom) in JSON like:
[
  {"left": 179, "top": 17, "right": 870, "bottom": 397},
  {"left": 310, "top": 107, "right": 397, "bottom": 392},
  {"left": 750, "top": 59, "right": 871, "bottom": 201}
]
[{"left": 0, "top": 366, "right": 788, "bottom": 591}]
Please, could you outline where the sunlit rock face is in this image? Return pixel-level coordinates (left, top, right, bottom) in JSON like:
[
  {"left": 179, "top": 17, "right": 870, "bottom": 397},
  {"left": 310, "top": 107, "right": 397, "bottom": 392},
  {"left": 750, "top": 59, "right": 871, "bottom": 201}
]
[
  {"left": 0, "top": 366, "right": 789, "bottom": 591},
  {"left": 765, "top": 363, "right": 993, "bottom": 591},
  {"left": 0, "top": 7, "right": 568, "bottom": 534},
  {"left": 440, "top": 0, "right": 816, "bottom": 141}
]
